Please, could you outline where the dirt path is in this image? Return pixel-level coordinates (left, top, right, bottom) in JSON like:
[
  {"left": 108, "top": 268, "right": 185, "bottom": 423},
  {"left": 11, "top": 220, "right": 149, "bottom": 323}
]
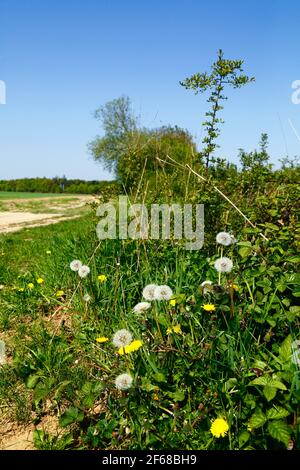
[{"left": 0, "top": 195, "right": 96, "bottom": 233}]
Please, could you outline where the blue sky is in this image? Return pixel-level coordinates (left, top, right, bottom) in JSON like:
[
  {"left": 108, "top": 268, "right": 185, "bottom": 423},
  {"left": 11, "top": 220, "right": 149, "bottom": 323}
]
[{"left": 0, "top": 0, "right": 299, "bottom": 180}]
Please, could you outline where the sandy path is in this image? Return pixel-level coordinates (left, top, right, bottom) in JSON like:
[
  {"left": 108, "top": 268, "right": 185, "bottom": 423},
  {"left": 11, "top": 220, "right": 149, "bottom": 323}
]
[{"left": 0, "top": 195, "right": 96, "bottom": 233}]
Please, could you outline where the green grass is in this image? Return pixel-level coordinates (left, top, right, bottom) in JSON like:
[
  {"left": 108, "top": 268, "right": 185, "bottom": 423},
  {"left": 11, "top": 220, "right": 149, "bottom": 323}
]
[
  {"left": 0, "top": 192, "right": 79, "bottom": 200},
  {"left": 0, "top": 204, "right": 299, "bottom": 450}
]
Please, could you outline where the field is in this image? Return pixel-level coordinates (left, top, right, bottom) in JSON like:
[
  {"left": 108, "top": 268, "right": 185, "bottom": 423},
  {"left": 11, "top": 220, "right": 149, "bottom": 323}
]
[
  {"left": 0, "top": 192, "right": 77, "bottom": 200},
  {"left": 0, "top": 193, "right": 95, "bottom": 233},
  {"left": 0, "top": 179, "right": 299, "bottom": 450}
]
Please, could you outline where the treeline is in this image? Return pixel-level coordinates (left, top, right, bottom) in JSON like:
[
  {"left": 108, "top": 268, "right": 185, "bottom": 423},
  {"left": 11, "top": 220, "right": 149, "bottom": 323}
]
[{"left": 0, "top": 177, "right": 120, "bottom": 195}]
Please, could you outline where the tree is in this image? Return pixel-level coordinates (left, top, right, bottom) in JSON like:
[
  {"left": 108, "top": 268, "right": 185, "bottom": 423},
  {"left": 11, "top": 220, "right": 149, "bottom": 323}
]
[
  {"left": 238, "top": 133, "right": 270, "bottom": 170},
  {"left": 180, "top": 49, "right": 255, "bottom": 168},
  {"left": 88, "top": 96, "right": 137, "bottom": 172}
]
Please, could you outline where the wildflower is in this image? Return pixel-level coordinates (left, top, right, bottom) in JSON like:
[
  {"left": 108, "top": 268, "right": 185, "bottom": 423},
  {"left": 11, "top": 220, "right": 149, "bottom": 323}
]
[
  {"left": 78, "top": 265, "right": 90, "bottom": 278},
  {"left": 98, "top": 274, "right": 107, "bottom": 282},
  {"left": 118, "top": 340, "right": 143, "bottom": 355},
  {"left": 96, "top": 336, "right": 109, "bottom": 343},
  {"left": 27, "top": 283, "right": 34, "bottom": 289},
  {"left": 214, "top": 257, "right": 233, "bottom": 273},
  {"left": 202, "top": 304, "right": 216, "bottom": 312},
  {"left": 169, "top": 299, "right": 176, "bottom": 307},
  {"left": 133, "top": 302, "right": 151, "bottom": 314},
  {"left": 37, "top": 278, "right": 44, "bottom": 284},
  {"left": 46, "top": 250, "right": 51, "bottom": 255},
  {"left": 56, "top": 290, "right": 65, "bottom": 297},
  {"left": 18, "top": 288, "right": 25, "bottom": 292},
  {"left": 142, "top": 284, "right": 158, "bottom": 301},
  {"left": 83, "top": 294, "right": 91, "bottom": 302},
  {"left": 200, "top": 280, "right": 213, "bottom": 294},
  {"left": 70, "top": 259, "right": 82, "bottom": 271},
  {"left": 112, "top": 329, "right": 133, "bottom": 348},
  {"left": 173, "top": 324, "right": 181, "bottom": 334},
  {"left": 154, "top": 285, "right": 173, "bottom": 301},
  {"left": 153, "top": 394, "right": 159, "bottom": 401},
  {"left": 167, "top": 325, "right": 182, "bottom": 334},
  {"left": 216, "top": 232, "right": 235, "bottom": 246},
  {"left": 115, "top": 373, "right": 133, "bottom": 390},
  {"left": 210, "top": 418, "right": 229, "bottom": 438},
  {"left": 227, "top": 282, "right": 239, "bottom": 292}
]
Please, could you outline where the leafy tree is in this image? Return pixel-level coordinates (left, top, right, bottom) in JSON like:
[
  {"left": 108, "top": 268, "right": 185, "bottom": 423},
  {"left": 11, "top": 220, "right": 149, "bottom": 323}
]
[
  {"left": 238, "top": 133, "right": 270, "bottom": 170},
  {"left": 180, "top": 49, "right": 255, "bottom": 167},
  {"left": 88, "top": 96, "right": 137, "bottom": 172}
]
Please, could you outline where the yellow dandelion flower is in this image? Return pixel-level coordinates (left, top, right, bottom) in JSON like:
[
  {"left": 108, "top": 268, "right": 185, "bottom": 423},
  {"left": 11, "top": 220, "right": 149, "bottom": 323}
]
[
  {"left": 210, "top": 418, "right": 229, "bottom": 438},
  {"left": 169, "top": 299, "right": 176, "bottom": 307},
  {"left": 166, "top": 327, "right": 172, "bottom": 335},
  {"left": 202, "top": 303, "right": 216, "bottom": 312},
  {"left": 46, "top": 250, "right": 51, "bottom": 255},
  {"left": 98, "top": 274, "right": 107, "bottom": 282},
  {"left": 37, "top": 278, "right": 44, "bottom": 284},
  {"left": 18, "top": 288, "right": 25, "bottom": 292},
  {"left": 96, "top": 337, "right": 109, "bottom": 343},
  {"left": 227, "top": 282, "right": 239, "bottom": 292},
  {"left": 118, "top": 340, "right": 143, "bottom": 355},
  {"left": 173, "top": 324, "right": 182, "bottom": 334},
  {"left": 56, "top": 290, "right": 64, "bottom": 297},
  {"left": 27, "top": 283, "right": 34, "bottom": 289}
]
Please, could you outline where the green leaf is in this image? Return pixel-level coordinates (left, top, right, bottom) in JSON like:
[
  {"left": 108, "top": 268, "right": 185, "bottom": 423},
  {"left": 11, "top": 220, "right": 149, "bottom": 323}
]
[
  {"left": 238, "top": 430, "right": 250, "bottom": 447},
  {"left": 250, "top": 376, "right": 269, "bottom": 386},
  {"left": 278, "top": 336, "right": 292, "bottom": 363},
  {"left": 263, "top": 385, "right": 277, "bottom": 401},
  {"left": 26, "top": 374, "right": 41, "bottom": 389},
  {"left": 167, "top": 390, "right": 185, "bottom": 402},
  {"left": 59, "top": 407, "right": 84, "bottom": 427},
  {"left": 248, "top": 409, "right": 267, "bottom": 429},
  {"left": 289, "top": 306, "right": 300, "bottom": 316},
  {"left": 266, "top": 406, "right": 290, "bottom": 420},
  {"left": 267, "top": 420, "right": 290, "bottom": 447},
  {"left": 239, "top": 246, "right": 252, "bottom": 258},
  {"left": 287, "top": 256, "right": 300, "bottom": 263}
]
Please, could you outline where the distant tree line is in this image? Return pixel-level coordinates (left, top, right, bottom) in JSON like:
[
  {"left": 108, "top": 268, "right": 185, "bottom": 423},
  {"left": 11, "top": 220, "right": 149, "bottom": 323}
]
[{"left": 0, "top": 177, "right": 120, "bottom": 195}]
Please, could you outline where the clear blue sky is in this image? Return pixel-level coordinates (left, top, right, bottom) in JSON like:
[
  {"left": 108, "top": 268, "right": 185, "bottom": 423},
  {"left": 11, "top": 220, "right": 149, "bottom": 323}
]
[{"left": 0, "top": 0, "right": 299, "bottom": 180}]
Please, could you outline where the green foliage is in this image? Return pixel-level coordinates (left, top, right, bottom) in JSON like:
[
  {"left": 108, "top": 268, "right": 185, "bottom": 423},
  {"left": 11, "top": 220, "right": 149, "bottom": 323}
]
[
  {"left": 180, "top": 49, "right": 255, "bottom": 167},
  {"left": 0, "top": 178, "right": 119, "bottom": 196}
]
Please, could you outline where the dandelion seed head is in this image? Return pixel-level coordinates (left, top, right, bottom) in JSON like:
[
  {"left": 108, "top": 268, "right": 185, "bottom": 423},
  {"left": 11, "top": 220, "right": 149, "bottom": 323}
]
[
  {"left": 214, "top": 257, "right": 233, "bottom": 273},
  {"left": 78, "top": 265, "right": 90, "bottom": 278},
  {"left": 70, "top": 259, "right": 82, "bottom": 272},
  {"left": 83, "top": 294, "right": 91, "bottom": 302},
  {"left": 216, "top": 232, "right": 234, "bottom": 246},
  {"left": 142, "top": 284, "right": 158, "bottom": 301},
  {"left": 115, "top": 373, "right": 133, "bottom": 390},
  {"left": 112, "top": 329, "right": 133, "bottom": 348},
  {"left": 154, "top": 285, "right": 173, "bottom": 301},
  {"left": 200, "top": 280, "right": 213, "bottom": 294},
  {"left": 133, "top": 302, "right": 151, "bottom": 314}
]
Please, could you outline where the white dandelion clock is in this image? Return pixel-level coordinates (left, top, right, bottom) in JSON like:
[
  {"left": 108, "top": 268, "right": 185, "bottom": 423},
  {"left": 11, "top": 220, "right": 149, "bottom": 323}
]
[
  {"left": 112, "top": 329, "right": 133, "bottom": 348},
  {"left": 200, "top": 280, "right": 213, "bottom": 294},
  {"left": 115, "top": 373, "right": 133, "bottom": 390},
  {"left": 142, "top": 284, "right": 158, "bottom": 301},
  {"left": 216, "top": 232, "right": 234, "bottom": 246},
  {"left": 154, "top": 285, "right": 173, "bottom": 301},
  {"left": 133, "top": 302, "right": 151, "bottom": 314},
  {"left": 83, "top": 294, "right": 91, "bottom": 303},
  {"left": 214, "top": 257, "right": 233, "bottom": 273},
  {"left": 70, "top": 259, "right": 82, "bottom": 271},
  {"left": 0, "top": 340, "right": 6, "bottom": 365},
  {"left": 78, "top": 265, "right": 90, "bottom": 278}
]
